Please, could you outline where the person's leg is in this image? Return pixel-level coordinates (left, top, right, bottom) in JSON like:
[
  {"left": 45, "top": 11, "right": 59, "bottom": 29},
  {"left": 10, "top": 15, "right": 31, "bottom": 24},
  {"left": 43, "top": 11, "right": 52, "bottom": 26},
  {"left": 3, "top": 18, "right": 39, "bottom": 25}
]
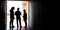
[
  {"left": 16, "top": 18, "right": 18, "bottom": 30},
  {"left": 12, "top": 19, "right": 15, "bottom": 28},
  {"left": 24, "top": 19, "right": 27, "bottom": 30},
  {"left": 19, "top": 19, "right": 21, "bottom": 30},
  {"left": 11, "top": 19, "right": 14, "bottom": 30},
  {"left": 24, "top": 19, "right": 27, "bottom": 28},
  {"left": 10, "top": 19, "right": 12, "bottom": 28}
]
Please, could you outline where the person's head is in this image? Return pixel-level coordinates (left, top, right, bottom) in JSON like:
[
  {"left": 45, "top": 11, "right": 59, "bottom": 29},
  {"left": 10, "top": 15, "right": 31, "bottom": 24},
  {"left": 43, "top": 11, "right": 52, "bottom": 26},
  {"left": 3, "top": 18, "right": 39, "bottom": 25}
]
[
  {"left": 17, "top": 8, "right": 19, "bottom": 11},
  {"left": 23, "top": 9, "right": 26, "bottom": 12},
  {"left": 11, "top": 7, "right": 15, "bottom": 10}
]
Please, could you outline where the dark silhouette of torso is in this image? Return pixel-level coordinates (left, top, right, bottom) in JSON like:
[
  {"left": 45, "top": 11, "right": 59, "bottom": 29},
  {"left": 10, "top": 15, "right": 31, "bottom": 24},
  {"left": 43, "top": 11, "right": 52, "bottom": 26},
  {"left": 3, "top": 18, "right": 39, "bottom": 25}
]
[
  {"left": 10, "top": 10, "right": 14, "bottom": 19},
  {"left": 15, "top": 11, "right": 21, "bottom": 19},
  {"left": 23, "top": 12, "right": 27, "bottom": 21}
]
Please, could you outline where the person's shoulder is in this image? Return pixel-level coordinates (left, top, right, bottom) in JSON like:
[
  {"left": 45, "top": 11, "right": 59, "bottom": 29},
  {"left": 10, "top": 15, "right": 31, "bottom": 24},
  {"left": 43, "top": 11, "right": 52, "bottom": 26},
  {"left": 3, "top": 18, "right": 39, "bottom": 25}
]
[
  {"left": 19, "top": 11, "right": 20, "bottom": 12},
  {"left": 18, "top": 11, "right": 20, "bottom": 12},
  {"left": 15, "top": 11, "right": 17, "bottom": 13},
  {"left": 10, "top": 10, "right": 11, "bottom": 11}
]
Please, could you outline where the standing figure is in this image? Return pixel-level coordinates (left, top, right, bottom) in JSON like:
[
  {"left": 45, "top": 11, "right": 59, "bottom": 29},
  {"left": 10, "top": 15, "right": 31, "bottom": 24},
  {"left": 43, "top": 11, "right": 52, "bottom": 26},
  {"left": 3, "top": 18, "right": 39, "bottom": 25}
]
[
  {"left": 15, "top": 8, "right": 21, "bottom": 30},
  {"left": 23, "top": 9, "right": 27, "bottom": 30},
  {"left": 10, "top": 7, "right": 15, "bottom": 30}
]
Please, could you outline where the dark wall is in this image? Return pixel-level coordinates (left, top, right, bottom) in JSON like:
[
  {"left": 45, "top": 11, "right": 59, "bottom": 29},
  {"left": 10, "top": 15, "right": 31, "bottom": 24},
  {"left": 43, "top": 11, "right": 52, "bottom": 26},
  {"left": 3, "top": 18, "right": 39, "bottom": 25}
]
[
  {"left": 31, "top": 0, "right": 47, "bottom": 30},
  {"left": 0, "top": 1, "right": 6, "bottom": 30}
]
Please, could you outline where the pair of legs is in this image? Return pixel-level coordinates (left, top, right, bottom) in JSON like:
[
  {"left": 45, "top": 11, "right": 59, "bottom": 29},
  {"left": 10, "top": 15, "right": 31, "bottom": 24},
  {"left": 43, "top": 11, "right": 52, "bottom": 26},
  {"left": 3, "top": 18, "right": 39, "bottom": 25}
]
[
  {"left": 24, "top": 20, "right": 27, "bottom": 28},
  {"left": 10, "top": 18, "right": 14, "bottom": 30},
  {"left": 24, "top": 18, "right": 27, "bottom": 30},
  {"left": 16, "top": 18, "right": 21, "bottom": 30},
  {"left": 10, "top": 18, "right": 14, "bottom": 28}
]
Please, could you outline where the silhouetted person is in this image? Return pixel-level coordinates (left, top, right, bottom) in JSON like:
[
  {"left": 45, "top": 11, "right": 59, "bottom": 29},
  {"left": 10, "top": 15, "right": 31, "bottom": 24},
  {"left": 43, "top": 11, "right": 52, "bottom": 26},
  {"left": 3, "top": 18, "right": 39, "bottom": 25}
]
[
  {"left": 15, "top": 8, "right": 21, "bottom": 30},
  {"left": 23, "top": 9, "right": 27, "bottom": 30},
  {"left": 9, "top": 7, "right": 15, "bottom": 30}
]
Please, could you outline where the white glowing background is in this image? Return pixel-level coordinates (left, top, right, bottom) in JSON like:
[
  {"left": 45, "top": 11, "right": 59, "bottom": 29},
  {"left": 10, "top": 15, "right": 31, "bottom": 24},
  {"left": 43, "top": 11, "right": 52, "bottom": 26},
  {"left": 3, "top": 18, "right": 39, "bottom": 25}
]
[{"left": 7, "top": 1, "right": 28, "bottom": 30}]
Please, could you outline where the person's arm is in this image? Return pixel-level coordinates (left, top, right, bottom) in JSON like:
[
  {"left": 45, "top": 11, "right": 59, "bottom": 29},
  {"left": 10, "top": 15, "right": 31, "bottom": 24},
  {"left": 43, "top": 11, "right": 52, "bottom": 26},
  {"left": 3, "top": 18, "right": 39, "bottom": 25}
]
[
  {"left": 15, "top": 11, "right": 16, "bottom": 15},
  {"left": 20, "top": 11, "right": 21, "bottom": 15},
  {"left": 26, "top": 13, "right": 27, "bottom": 16},
  {"left": 10, "top": 10, "right": 11, "bottom": 13}
]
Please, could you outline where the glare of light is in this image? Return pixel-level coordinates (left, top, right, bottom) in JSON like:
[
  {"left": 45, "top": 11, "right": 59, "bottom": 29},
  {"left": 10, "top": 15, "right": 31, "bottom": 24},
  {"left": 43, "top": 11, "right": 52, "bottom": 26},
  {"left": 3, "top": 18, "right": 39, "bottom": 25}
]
[{"left": 7, "top": 1, "right": 26, "bottom": 27}]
